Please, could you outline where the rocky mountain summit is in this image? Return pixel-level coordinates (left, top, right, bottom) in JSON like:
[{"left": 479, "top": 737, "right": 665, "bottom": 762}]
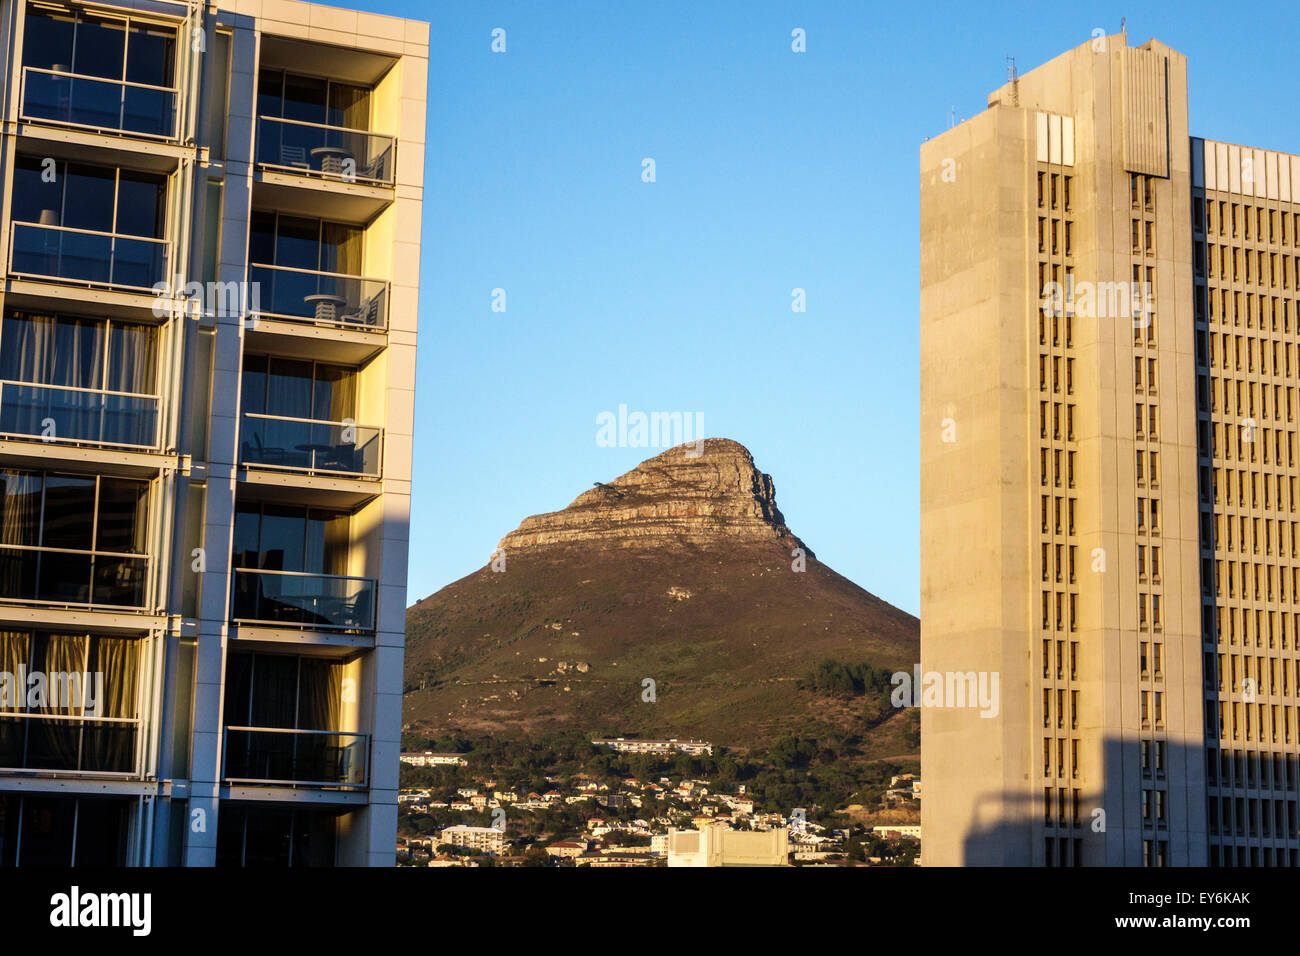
[
  {"left": 404, "top": 439, "right": 917, "bottom": 750},
  {"left": 497, "top": 438, "right": 811, "bottom": 555}
]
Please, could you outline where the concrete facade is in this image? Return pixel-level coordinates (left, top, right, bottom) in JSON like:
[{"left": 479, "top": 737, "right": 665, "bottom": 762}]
[{"left": 922, "top": 34, "right": 1300, "bottom": 866}]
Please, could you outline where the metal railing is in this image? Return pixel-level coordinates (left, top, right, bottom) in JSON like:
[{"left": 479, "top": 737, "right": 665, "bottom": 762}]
[
  {"left": 20, "top": 65, "right": 177, "bottom": 139},
  {"left": 223, "top": 725, "right": 369, "bottom": 787},
  {"left": 248, "top": 262, "right": 388, "bottom": 330},
  {"left": 9, "top": 221, "right": 169, "bottom": 293},
  {"left": 0, "top": 713, "right": 140, "bottom": 775},
  {"left": 0, "top": 380, "right": 159, "bottom": 449},
  {"left": 0, "top": 544, "right": 148, "bottom": 609},
  {"left": 230, "top": 567, "right": 375, "bottom": 632},
  {"left": 256, "top": 115, "right": 396, "bottom": 186},
  {"left": 241, "top": 412, "right": 382, "bottom": 477}
]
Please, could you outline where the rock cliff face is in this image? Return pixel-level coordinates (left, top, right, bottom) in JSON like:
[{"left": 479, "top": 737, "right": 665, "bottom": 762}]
[{"left": 497, "top": 438, "right": 811, "bottom": 555}]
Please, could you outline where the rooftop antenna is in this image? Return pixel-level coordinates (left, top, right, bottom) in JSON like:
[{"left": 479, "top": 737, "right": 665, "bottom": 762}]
[
  {"left": 949, "top": 105, "right": 956, "bottom": 129},
  {"left": 1006, "top": 56, "right": 1019, "bottom": 106}
]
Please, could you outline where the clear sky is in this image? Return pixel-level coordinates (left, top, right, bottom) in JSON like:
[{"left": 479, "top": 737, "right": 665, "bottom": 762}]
[{"left": 352, "top": 0, "right": 1299, "bottom": 617}]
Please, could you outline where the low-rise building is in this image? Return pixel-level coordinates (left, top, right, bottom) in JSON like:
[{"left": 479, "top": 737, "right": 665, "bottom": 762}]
[
  {"left": 400, "top": 752, "right": 470, "bottom": 768},
  {"left": 666, "top": 823, "right": 789, "bottom": 867},
  {"left": 545, "top": 841, "right": 588, "bottom": 859},
  {"left": 592, "top": 738, "right": 713, "bottom": 756},
  {"left": 439, "top": 825, "right": 507, "bottom": 856}
]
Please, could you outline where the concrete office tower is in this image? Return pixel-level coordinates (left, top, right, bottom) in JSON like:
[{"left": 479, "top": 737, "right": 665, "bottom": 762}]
[
  {"left": 923, "top": 34, "right": 1300, "bottom": 866},
  {"left": 0, "top": 0, "right": 426, "bottom": 865}
]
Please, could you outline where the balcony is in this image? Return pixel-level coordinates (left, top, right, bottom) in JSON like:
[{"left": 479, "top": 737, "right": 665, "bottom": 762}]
[
  {"left": 0, "top": 545, "right": 148, "bottom": 609},
  {"left": 240, "top": 413, "right": 382, "bottom": 478},
  {"left": 9, "top": 222, "right": 168, "bottom": 294},
  {"left": 249, "top": 262, "right": 387, "bottom": 330},
  {"left": 0, "top": 380, "right": 158, "bottom": 449},
  {"left": 223, "top": 726, "right": 367, "bottom": 788},
  {"left": 19, "top": 66, "right": 177, "bottom": 140},
  {"left": 257, "top": 116, "right": 394, "bottom": 186},
  {"left": 0, "top": 714, "right": 139, "bottom": 774},
  {"left": 231, "top": 568, "right": 375, "bottom": 632}
]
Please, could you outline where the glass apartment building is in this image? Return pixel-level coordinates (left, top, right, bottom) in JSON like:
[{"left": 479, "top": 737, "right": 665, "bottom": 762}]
[{"left": 0, "top": 0, "right": 426, "bottom": 865}]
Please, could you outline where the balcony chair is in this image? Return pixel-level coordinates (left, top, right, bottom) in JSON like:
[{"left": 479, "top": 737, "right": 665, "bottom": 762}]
[
  {"left": 280, "top": 144, "right": 309, "bottom": 169},
  {"left": 340, "top": 292, "right": 382, "bottom": 328},
  {"left": 242, "top": 431, "right": 288, "bottom": 466}
]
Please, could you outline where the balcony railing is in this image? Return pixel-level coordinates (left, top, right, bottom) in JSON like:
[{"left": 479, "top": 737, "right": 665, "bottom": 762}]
[
  {"left": 231, "top": 568, "right": 375, "bottom": 632},
  {"left": 0, "top": 545, "right": 148, "bottom": 609},
  {"left": 20, "top": 66, "right": 177, "bottom": 139},
  {"left": 248, "top": 262, "right": 388, "bottom": 330},
  {"left": 0, "top": 380, "right": 159, "bottom": 449},
  {"left": 241, "top": 412, "right": 382, "bottom": 477},
  {"left": 0, "top": 714, "right": 139, "bottom": 775},
  {"left": 256, "top": 115, "right": 395, "bottom": 186},
  {"left": 9, "top": 222, "right": 169, "bottom": 293},
  {"left": 223, "top": 726, "right": 368, "bottom": 787}
]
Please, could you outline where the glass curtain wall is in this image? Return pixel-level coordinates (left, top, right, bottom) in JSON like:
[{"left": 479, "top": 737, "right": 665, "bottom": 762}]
[
  {"left": 0, "top": 470, "right": 149, "bottom": 607},
  {"left": 0, "top": 631, "right": 141, "bottom": 773},
  {"left": 0, "top": 311, "right": 158, "bottom": 446},
  {"left": 21, "top": 3, "right": 177, "bottom": 136},
  {"left": 9, "top": 156, "right": 168, "bottom": 289}
]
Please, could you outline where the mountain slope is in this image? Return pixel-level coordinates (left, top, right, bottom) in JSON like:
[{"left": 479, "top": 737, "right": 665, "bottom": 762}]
[{"left": 403, "top": 439, "right": 918, "bottom": 753}]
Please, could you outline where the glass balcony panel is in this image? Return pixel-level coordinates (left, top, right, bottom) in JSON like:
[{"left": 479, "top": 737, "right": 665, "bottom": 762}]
[
  {"left": 0, "top": 716, "right": 137, "bottom": 773},
  {"left": 248, "top": 263, "right": 387, "bottom": 329},
  {"left": 241, "top": 413, "right": 381, "bottom": 476},
  {"left": 36, "top": 551, "right": 92, "bottom": 604},
  {"left": 0, "top": 547, "right": 146, "bottom": 608},
  {"left": 91, "top": 555, "right": 148, "bottom": 607},
  {"left": 230, "top": 568, "right": 375, "bottom": 631},
  {"left": 21, "top": 68, "right": 176, "bottom": 138},
  {"left": 256, "top": 116, "right": 395, "bottom": 185},
  {"left": 0, "top": 382, "right": 158, "bottom": 447},
  {"left": 224, "top": 727, "right": 367, "bottom": 786},
  {"left": 10, "top": 223, "right": 167, "bottom": 292}
]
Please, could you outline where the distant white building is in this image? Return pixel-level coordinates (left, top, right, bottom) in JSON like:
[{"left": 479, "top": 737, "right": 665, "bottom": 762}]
[
  {"left": 592, "top": 738, "right": 713, "bottom": 756},
  {"left": 439, "top": 825, "right": 506, "bottom": 855},
  {"left": 401, "top": 752, "right": 469, "bottom": 768},
  {"left": 871, "top": 825, "right": 922, "bottom": 840},
  {"left": 666, "top": 823, "right": 789, "bottom": 867}
]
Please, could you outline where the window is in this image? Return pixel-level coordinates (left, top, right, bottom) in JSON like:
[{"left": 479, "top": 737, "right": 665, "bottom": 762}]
[
  {"left": 0, "top": 631, "right": 141, "bottom": 772},
  {"left": 0, "top": 470, "right": 149, "bottom": 607},
  {"left": 20, "top": 4, "right": 177, "bottom": 137}
]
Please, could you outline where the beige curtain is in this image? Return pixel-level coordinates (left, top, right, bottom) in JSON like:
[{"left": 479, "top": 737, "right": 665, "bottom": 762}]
[{"left": 34, "top": 633, "right": 88, "bottom": 768}]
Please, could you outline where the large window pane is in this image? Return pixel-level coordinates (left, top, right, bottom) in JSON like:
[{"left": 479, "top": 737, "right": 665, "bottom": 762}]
[
  {"left": 61, "top": 163, "right": 116, "bottom": 233},
  {"left": 282, "top": 73, "right": 326, "bottom": 124},
  {"left": 104, "top": 321, "right": 156, "bottom": 394},
  {"left": 40, "top": 475, "right": 94, "bottom": 550},
  {"left": 72, "top": 13, "right": 126, "bottom": 80},
  {"left": 0, "top": 472, "right": 41, "bottom": 546},
  {"left": 274, "top": 216, "right": 321, "bottom": 271},
  {"left": 21, "top": 8, "right": 75, "bottom": 71},
  {"left": 115, "top": 169, "right": 166, "bottom": 238},
  {"left": 50, "top": 317, "right": 104, "bottom": 390},
  {"left": 125, "top": 22, "right": 174, "bottom": 88},
  {"left": 96, "top": 477, "right": 147, "bottom": 554},
  {"left": 266, "top": 358, "right": 313, "bottom": 419},
  {"left": 10, "top": 155, "right": 60, "bottom": 225},
  {"left": 259, "top": 506, "right": 306, "bottom": 571}
]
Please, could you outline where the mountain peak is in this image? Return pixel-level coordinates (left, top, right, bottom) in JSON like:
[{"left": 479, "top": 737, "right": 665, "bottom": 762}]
[{"left": 496, "top": 438, "right": 811, "bottom": 556}]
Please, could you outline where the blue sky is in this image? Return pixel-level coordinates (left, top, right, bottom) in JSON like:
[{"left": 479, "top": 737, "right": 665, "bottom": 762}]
[{"left": 352, "top": 0, "right": 1298, "bottom": 617}]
